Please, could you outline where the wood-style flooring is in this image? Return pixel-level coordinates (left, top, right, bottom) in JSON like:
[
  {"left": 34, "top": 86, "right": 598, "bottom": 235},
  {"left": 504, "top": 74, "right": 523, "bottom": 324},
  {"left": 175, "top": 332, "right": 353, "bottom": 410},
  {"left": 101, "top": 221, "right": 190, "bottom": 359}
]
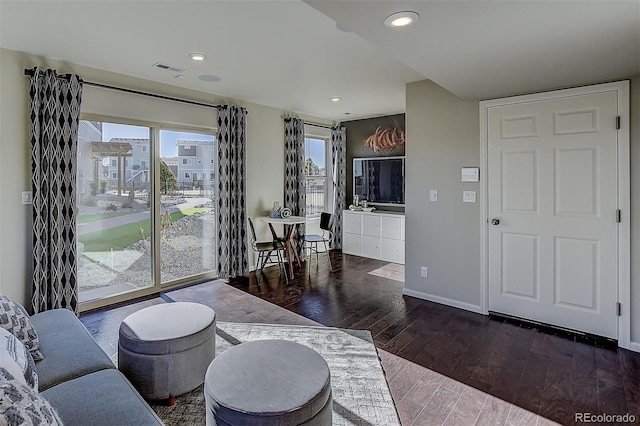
[
  {"left": 79, "top": 252, "right": 639, "bottom": 425},
  {"left": 227, "top": 252, "right": 640, "bottom": 426}
]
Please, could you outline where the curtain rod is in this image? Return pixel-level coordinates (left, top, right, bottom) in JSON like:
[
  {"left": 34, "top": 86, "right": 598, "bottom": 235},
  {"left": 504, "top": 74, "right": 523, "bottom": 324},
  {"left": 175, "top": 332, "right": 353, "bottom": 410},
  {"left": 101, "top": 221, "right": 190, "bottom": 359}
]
[
  {"left": 303, "top": 121, "right": 337, "bottom": 130},
  {"left": 24, "top": 68, "right": 223, "bottom": 110}
]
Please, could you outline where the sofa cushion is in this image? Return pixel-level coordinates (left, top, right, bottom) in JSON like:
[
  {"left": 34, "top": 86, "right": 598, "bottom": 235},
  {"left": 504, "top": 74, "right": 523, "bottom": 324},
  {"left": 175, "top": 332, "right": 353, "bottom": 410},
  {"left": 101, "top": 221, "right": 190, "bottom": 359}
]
[
  {"left": 30, "top": 309, "right": 114, "bottom": 391},
  {"left": 41, "top": 368, "right": 164, "bottom": 426},
  {"left": 0, "top": 328, "right": 38, "bottom": 390},
  {"left": 0, "top": 293, "right": 43, "bottom": 361},
  {"left": 0, "top": 368, "right": 63, "bottom": 426}
]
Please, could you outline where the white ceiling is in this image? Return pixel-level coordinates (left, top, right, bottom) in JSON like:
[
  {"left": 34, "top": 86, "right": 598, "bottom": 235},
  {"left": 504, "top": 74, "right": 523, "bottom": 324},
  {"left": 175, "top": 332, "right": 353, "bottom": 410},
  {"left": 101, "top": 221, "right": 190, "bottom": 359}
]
[{"left": 1, "top": 1, "right": 638, "bottom": 121}]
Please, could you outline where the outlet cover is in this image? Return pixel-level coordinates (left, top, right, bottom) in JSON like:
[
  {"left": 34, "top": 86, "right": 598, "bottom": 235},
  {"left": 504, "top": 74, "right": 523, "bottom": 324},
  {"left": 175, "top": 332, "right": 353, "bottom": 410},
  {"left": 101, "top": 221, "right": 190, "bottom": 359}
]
[
  {"left": 429, "top": 190, "right": 438, "bottom": 202},
  {"left": 421, "top": 267, "right": 428, "bottom": 278}
]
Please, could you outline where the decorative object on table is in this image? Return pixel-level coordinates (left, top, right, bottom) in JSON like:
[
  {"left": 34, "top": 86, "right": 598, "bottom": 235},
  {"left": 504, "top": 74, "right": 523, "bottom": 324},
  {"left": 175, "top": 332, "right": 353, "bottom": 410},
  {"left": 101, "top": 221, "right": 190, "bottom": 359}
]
[
  {"left": 271, "top": 201, "right": 282, "bottom": 218},
  {"left": 348, "top": 205, "right": 363, "bottom": 211},
  {"left": 280, "top": 207, "right": 292, "bottom": 218},
  {"left": 362, "top": 207, "right": 376, "bottom": 212},
  {"left": 353, "top": 195, "right": 360, "bottom": 207}
]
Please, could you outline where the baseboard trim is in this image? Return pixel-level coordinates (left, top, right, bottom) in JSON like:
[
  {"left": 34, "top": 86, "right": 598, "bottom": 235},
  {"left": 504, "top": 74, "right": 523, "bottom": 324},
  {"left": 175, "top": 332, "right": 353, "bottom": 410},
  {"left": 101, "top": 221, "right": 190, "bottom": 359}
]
[
  {"left": 628, "top": 341, "right": 640, "bottom": 353},
  {"left": 402, "top": 288, "right": 483, "bottom": 314}
]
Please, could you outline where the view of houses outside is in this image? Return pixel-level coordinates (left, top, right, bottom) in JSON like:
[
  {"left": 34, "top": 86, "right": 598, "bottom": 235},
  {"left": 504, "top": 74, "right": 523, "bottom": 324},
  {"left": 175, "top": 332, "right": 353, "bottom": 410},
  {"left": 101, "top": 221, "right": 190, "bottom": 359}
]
[{"left": 76, "top": 120, "right": 216, "bottom": 303}]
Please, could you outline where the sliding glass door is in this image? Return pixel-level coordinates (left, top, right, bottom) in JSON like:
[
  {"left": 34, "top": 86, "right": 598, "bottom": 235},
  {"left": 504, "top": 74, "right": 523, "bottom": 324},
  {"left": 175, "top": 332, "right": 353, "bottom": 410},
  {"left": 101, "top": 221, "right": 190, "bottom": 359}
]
[
  {"left": 158, "top": 130, "right": 216, "bottom": 285},
  {"left": 76, "top": 120, "right": 216, "bottom": 305}
]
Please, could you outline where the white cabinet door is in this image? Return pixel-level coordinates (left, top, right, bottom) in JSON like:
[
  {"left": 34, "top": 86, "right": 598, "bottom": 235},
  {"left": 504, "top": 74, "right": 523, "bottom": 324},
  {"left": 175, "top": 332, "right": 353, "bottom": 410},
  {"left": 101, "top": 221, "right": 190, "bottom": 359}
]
[
  {"left": 380, "top": 239, "right": 404, "bottom": 264},
  {"left": 361, "top": 235, "right": 381, "bottom": 259},
  {"left": 362, "top": 215, "right": 381, "bottom": 237},
  {"left": 380, "top": 216, "right": 403, "bottom": 240},
  {"left": 343, "top": 233, "right": 361, "bottom": 256},
  {"left": 343, "top": 212, "right": 361, "bottom": 235}
]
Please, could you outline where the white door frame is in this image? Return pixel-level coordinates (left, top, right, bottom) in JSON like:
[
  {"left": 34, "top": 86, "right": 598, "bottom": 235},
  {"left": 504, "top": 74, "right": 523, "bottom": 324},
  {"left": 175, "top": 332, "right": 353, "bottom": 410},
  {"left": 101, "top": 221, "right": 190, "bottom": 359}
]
[{"left": 479, "top": 81, "right": 631, "bottom": 349}]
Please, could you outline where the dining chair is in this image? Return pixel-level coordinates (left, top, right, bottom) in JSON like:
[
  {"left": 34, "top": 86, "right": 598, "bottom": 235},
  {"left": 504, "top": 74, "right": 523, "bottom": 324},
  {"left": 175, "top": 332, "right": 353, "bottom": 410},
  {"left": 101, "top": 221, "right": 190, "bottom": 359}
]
[
  {"left": 248, "top": 218, "right": 288, "bottom": 284},
  {"left": 304, "top": 212, "right": 334, "bottom": 273}
]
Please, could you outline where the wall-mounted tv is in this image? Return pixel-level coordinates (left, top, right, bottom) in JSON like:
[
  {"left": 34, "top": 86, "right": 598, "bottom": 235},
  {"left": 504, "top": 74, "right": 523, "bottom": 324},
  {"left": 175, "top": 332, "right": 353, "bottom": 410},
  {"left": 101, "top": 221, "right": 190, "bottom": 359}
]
[{"left": 353, "top": 156, "right": 405, "bottom": 205}]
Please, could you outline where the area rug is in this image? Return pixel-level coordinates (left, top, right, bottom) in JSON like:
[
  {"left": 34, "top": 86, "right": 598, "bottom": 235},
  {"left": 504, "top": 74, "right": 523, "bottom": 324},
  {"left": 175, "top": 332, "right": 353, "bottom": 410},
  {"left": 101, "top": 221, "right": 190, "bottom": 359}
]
[{"left": 151, "top": 321, "right": 401, "bottom": 426}]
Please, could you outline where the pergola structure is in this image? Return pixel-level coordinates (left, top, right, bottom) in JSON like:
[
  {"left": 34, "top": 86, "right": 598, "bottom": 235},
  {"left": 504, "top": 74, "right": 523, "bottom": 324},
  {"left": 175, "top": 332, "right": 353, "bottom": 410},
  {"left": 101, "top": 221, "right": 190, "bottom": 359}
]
[{"left": 89, "top": 141, "right": 133, "bottom": 196}]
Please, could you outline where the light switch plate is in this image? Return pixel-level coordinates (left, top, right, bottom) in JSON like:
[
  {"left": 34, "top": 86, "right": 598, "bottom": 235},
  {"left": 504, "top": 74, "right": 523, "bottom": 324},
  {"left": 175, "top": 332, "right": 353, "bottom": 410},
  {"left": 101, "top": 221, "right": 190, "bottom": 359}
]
[
  {"left": 21, "top": 191, "right": 32, "bottom": 205},
  {"left": 429, "top": 190, "right": 438, "bottom": 202},
  {"left": 463, "top": 191, "right": 476, "bottom": 203}
]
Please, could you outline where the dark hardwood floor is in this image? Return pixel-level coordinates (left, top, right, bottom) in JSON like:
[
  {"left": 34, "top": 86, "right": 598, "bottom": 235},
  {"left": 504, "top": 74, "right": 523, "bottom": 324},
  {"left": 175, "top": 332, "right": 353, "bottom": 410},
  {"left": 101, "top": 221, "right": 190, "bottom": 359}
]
[{"left": 228, "top": 252, "right": 640, "bottom": 426}]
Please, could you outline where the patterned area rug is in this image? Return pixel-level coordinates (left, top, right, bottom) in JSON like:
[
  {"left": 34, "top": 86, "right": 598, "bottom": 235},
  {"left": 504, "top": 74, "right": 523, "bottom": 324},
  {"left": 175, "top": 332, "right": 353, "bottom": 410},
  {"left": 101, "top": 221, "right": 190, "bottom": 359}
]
[{"left": 152, "top": 321, "right": 401, "bottom": 426}]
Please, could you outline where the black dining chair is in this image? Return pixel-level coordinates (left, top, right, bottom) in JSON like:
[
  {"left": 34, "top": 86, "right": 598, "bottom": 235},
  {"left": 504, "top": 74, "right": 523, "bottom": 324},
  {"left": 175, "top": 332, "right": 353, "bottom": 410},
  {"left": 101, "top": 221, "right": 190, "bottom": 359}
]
[
  {"left": 248, "top": 218, "right": 288, "bottom": 284},
  {"left": 304, "top": 212, "right": 334, "bottom": 273}
]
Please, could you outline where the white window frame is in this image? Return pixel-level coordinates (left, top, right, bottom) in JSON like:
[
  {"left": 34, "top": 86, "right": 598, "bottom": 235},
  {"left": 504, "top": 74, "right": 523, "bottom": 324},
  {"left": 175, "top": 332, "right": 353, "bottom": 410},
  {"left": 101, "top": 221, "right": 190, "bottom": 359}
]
[{"left": 304, "top": 133, "right": 330, "bottom": 218}]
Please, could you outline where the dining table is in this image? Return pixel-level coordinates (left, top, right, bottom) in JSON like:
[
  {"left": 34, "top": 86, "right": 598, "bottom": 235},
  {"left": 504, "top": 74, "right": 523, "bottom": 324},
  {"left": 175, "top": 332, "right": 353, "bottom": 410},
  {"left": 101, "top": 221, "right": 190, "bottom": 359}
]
[{"left": 258, "top": 215, "right": 308, "bottom": 279}]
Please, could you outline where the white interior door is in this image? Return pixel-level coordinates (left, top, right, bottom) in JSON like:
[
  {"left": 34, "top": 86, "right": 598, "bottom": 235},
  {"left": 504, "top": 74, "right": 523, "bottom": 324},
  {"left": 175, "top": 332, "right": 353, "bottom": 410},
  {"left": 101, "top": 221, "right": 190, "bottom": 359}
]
[{"left": 487, "top": 90, "right": 619, "bottom": 339}]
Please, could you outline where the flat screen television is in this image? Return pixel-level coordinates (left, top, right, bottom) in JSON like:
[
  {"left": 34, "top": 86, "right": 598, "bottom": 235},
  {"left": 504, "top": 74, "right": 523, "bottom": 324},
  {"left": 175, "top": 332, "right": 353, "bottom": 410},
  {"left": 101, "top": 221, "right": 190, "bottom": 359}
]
[{"left": 353, "top": 156, "right": 405, "bottom": 206}]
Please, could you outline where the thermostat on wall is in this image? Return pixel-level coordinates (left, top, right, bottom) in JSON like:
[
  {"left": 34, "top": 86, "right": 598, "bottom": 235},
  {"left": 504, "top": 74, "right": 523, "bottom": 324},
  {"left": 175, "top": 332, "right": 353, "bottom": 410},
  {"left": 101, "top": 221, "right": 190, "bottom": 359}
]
[{"left": 461, "top": 167, "right": 479, "bottom": 182}]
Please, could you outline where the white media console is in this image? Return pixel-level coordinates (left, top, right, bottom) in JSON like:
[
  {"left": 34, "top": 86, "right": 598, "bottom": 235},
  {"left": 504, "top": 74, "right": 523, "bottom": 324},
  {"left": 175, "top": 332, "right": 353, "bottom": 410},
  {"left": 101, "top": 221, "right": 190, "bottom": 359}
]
[{"left": 342, "top": 210, "right": 405, "bottom": 264}]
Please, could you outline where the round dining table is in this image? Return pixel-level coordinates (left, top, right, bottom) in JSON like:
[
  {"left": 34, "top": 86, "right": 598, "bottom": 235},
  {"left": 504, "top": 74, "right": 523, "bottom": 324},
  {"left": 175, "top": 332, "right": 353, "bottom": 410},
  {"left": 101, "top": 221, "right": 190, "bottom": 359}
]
[{"left": 258, "top": 216, "right": 307, "bottom": 279}]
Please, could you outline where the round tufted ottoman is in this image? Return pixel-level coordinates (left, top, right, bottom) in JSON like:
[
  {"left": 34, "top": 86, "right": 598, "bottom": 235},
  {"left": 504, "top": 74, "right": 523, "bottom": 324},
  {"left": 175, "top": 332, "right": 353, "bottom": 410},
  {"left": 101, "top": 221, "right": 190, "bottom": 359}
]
[
  {"left": 118, "top": 302, "right": 216, "bottom": 404},
  {"left": 204, "top": 339, "right": 332, "bottom": 426}
]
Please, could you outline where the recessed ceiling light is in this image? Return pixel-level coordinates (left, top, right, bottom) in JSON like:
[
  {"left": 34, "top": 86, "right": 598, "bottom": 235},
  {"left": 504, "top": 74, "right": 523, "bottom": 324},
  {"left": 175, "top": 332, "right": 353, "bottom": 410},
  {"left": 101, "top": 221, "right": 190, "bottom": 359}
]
[
  {"left": 198, "top": 74, "right": 221, "bottom": 83},
  {"left": 189, "top": 53, "right": 207, "bottom": 61},
  {"left": 384, "top": 11, "right": 419, "bottom": 28},
  {"left": 330, "top": 97, "right": 341, "bottom": 103}
]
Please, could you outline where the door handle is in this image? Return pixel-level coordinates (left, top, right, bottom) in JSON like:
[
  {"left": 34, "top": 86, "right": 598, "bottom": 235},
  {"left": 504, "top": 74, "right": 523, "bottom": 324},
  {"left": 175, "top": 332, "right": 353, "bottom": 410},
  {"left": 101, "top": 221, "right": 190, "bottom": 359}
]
[{"left": 491, "top": 218, "right": 500, "bottom": 226}]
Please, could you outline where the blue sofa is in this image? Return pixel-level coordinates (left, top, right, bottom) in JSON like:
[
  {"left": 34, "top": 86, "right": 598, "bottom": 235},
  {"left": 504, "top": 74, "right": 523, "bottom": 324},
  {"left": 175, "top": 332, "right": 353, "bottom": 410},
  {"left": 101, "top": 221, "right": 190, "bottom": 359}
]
[{"left": 31, "top": 308, "right": 164, "bottom": 425}]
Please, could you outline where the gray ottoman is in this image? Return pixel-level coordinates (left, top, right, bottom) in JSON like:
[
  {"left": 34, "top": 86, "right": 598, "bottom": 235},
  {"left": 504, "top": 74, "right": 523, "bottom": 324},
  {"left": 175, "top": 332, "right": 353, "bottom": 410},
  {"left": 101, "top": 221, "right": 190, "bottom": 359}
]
[
  {"left": 118, "top": 302, "right": 216, "bottom": 404},
  {"left": 204, "top": 339, "right": 332, "bottom": 426}
]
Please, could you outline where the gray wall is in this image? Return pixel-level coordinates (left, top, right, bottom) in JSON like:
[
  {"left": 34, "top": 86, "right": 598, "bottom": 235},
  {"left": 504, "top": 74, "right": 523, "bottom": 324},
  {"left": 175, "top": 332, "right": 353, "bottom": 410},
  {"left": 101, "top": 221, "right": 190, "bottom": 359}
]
[{"left": 404, "top": 80, "right": 481, "bottom": 311}]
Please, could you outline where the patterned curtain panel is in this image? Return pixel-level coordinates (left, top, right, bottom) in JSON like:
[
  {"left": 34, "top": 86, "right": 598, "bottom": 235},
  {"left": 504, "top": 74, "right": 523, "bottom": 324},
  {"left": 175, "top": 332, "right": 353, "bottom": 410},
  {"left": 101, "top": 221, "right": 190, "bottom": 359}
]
[
  {"left": 331, "top": 126, "right": 347, "bottom": 249},
  {"left": 28, "top": 68, "right": 83, "bottom": 314},
  {"left": 216, "top": 105, "right": 249, "bottom": 279},
  {"left": 283, "top": 117, "right": 306, "bottom": 258}
]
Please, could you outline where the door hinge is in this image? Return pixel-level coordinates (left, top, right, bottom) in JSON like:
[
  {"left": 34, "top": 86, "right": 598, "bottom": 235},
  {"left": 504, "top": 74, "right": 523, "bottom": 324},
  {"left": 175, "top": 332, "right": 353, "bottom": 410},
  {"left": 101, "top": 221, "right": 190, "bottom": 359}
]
[
  {"left": 616, "top": 116, "right": 621, "bottom": 130},
  {"left": 616, "top": 209, "right": 621, "bottom": 223},
  {"left": 616, "top": 302, "right": 621, "bottom": 316}
]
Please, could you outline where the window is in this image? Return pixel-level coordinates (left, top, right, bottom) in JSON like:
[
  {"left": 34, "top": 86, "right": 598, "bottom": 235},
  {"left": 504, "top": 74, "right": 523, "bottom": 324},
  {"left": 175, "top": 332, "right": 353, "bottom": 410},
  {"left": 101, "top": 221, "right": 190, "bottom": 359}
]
[
  {"left": 185, "top": 172, "right": 190, "bottom": 178},
  {"left": 182, "top": 159, "right": 188, "bottom": 165},
  {"left": 142, "top": 146, "right": 147, "bottom": 152},
  {"left": 304, "top": 137, "right": 327, "bottom": 216},
  {"left": 112, "top": 172, "right": 117, "bottom": 179},
  {"left": 111, "top": 159, "right": 117, "bottom": 167}
]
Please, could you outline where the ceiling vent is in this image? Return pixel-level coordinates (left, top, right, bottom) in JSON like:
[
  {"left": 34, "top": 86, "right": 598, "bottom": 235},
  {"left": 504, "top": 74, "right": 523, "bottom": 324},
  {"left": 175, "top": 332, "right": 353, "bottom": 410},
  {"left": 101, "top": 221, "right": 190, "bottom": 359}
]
[{"left": 152, "top": 62, "right": 185, "bottom": 73}]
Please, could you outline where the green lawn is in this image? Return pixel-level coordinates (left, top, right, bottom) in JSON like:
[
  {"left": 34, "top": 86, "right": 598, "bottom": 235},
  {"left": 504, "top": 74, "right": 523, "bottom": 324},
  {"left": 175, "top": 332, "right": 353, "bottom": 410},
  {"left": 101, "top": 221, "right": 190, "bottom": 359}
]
[{"left": 78, "top": 207, "right": 212, "bottom": 252}]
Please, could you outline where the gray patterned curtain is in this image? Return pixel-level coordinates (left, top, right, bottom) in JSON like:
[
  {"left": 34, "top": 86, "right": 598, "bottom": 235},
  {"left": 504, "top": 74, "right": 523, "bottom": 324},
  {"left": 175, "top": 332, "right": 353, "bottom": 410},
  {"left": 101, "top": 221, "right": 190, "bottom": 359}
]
[
  {"left": 216, "top": 105, "right": 249, "bottom": 279},
  {"left": 331, "top": 126, "right": 347, "bottom": 249},
  {"left": 28, "top": 67, "right": 83, "bottom": 314},
  {"left": 284, "top": 117, "right": 306, "bottom": 258}
]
